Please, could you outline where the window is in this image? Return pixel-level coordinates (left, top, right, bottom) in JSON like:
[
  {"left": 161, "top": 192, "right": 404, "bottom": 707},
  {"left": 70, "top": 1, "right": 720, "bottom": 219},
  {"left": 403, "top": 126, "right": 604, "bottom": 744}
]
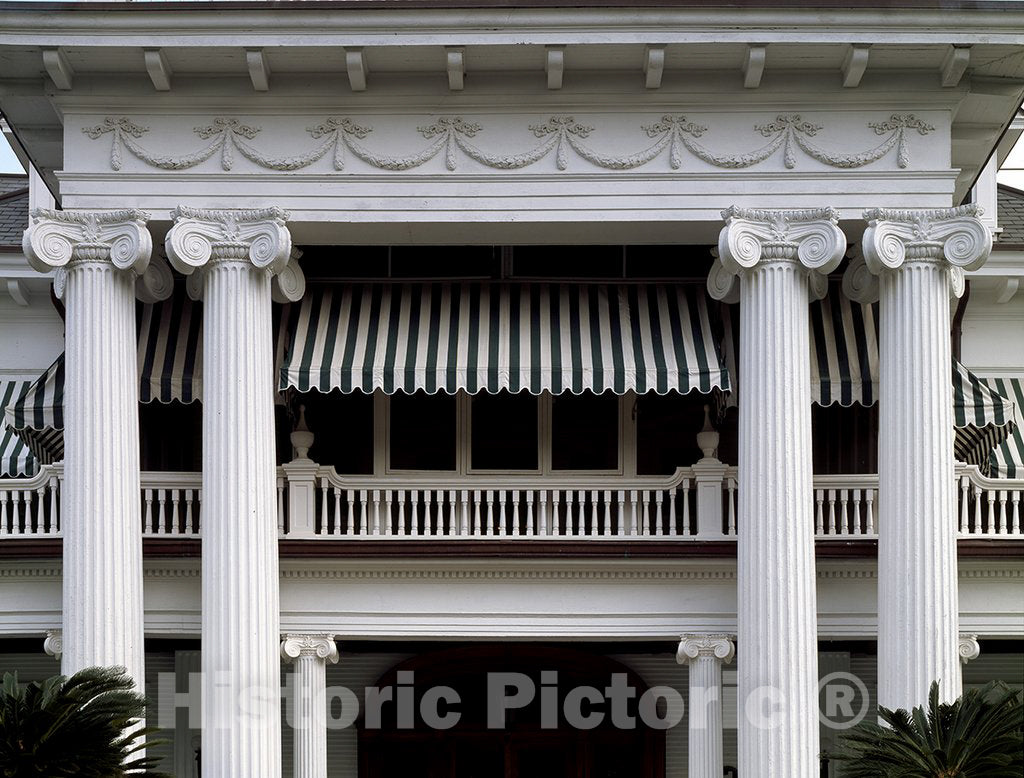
[
  {"left": 812, "top": 403, "right": 878, "bottom": 474},
  {"left": 550, "top": 393, "right": 619, "bottom": 471},
  {"left": 635, "top": 392, "right": 711, "bottom": 475},
  {"left": 389, "top": 392, "right": 457, "bottom": 471},
  {"left": 470, "top": 393, "right": 539, "bottom": 471},
  {"left": 300, "top": 391, "right": 375, "bottom": 474},
  {"left": 139, "top": 401, "right": 202, "bottom": 471}
]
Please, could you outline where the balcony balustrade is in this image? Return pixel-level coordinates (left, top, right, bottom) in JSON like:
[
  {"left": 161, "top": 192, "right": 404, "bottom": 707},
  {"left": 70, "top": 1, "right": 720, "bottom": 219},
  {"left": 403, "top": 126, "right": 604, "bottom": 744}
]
[{"left": 0, "top": 461, "right": 1020, "bottom": 542}]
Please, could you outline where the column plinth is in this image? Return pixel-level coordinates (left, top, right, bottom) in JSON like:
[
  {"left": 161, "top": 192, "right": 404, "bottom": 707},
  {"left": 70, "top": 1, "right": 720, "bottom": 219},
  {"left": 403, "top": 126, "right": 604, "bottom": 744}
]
[
  {"left": 709, "top": 206, "right": 846, "bottom": 776},
  {"left": 849, "top": 205, "right": 991, "bottom": 709},
  {"left": 281, "top": 634, "right": 339, "bottom": 778},
  {"left": 167, "top": 206, "right": 301, "bottom": 777},
  {"left": 678, "top": 634, "right": 735, "bottom": 778},
  {"left": 23, "top": 209, "right": 152, "bottom": 690}
]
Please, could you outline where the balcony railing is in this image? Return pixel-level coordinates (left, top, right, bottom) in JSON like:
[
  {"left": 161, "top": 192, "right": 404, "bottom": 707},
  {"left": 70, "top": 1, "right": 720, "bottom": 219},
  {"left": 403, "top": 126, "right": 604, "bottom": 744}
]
[{"left": 0, "top": 461, "right": 1021, "bottom": 542}]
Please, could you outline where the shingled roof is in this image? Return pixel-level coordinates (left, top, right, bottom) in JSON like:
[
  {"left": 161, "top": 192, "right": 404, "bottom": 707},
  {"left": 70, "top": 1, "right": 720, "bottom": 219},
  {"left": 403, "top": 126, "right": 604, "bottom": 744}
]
[
  {"left": 0, "top": 174, "right": 28, "bottom": 250},
  {"left": 998, "top": 183, "right": 1024, "bottom": 246}
]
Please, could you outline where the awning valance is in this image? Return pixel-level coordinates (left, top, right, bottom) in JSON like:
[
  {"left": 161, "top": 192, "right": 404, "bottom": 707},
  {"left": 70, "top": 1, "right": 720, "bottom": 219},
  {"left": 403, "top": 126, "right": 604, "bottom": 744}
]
[
  {"left": 138, "top": 295, "right": 203, "bottom": 404},
  {"left": 1, "top": 379, "right": 38, "bottom": 477},
  {"left": 279, "top": 283, "right": 731, "bottom": 397}
]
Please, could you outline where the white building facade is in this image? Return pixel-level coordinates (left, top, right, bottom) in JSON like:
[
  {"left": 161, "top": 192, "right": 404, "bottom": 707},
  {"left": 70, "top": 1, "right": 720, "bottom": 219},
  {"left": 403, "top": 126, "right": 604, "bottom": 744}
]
[{"left": 0, "top": 2, "right": 1022, "bottom": 776}]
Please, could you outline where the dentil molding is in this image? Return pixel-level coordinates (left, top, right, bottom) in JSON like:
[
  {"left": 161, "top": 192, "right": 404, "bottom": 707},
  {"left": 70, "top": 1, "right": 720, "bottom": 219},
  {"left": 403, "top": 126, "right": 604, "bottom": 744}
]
[{"left": 83, "top": 112, "right": 935, "bottom": 174}]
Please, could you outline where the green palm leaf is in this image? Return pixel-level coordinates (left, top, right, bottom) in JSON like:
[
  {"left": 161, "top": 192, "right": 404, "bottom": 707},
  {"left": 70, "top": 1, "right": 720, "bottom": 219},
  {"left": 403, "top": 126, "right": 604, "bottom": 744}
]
[
  {"left": 829, "top": 680, "right": 1023, "bottom": 778},
  {"left": 0, "top": 666, "right": 171, "bottom": 778}
]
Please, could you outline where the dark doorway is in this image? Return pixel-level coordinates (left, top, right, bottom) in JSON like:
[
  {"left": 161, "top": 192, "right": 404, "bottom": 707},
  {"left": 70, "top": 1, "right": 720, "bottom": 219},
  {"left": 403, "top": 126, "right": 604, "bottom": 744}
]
[{"left": 358, "top": 645, "right": 665, "bottom": 778}]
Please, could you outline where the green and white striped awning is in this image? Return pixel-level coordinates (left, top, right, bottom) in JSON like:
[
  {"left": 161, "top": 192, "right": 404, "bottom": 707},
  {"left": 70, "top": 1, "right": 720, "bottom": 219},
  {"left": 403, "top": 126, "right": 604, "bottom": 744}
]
[
  {"left": 1, "top": 379, "right": 38, "bottom": 477},
  {"left": 809, "top": 290, "right": 879, "bottom": 407},
  {"left": 279, "top": 283, "right": 731, "bottom": 396},
  {"left": 3, "top": 357, "right": 64, "bottom": 465},
  {"left": 952, "top": 362, "right": 1017, "bottom": 472},
  {"left": 5, "top": 295, "right": 295, "bottom": 463},
  {"left": 972, "top": 376, "right": 1024, "bottom": 479}
]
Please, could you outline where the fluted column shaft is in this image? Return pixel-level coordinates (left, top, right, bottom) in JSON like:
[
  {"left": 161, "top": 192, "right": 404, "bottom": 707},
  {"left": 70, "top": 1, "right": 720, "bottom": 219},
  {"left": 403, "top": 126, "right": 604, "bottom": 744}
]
[
  {"left": 167, "top": 207, "right": 298, "bottom": 778},
  {"left": 709, "top": 207, "right": 846, "bottom": 777},
  {"left": 63, "top": 255, "right": 145, "bottom": 685},
  {"left": 22, "top": 210, "right": 152, "bottom": 690},
  {"left": 282, "top": 634, "right": 339, "bottom": 778},
  {"left": 678, "top": 634, "right": 734, "bottom": 778},
  {"left": 852, "top": 205, "right": 992, "bottom": 710},
  {"left": 878, "top": 257, "right": 959, "bottom": 707}
]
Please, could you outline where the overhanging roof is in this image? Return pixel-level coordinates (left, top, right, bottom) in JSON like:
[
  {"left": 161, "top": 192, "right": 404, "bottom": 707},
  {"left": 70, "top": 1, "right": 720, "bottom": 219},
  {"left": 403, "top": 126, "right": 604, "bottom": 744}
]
[{"left": 1, "top": 2, "right": 1022, "bottom": 210}]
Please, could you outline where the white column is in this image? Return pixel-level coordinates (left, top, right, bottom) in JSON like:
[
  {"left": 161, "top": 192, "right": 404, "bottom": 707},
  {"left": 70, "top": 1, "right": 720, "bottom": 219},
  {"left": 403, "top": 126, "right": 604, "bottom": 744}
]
[
  {"left": 167, "top": 206, "right": 302, "bottom": 777},
  {"left": 281, "top": 633, "right": 339, "bottom": 778},
  {"left": 23, "top": 209, "right": 153, "bottom": 690},
  {"left": 677, "top": 634, "right": 735, "bottom": 778},
  {"left": 850, "top": 205, "right": 991, "bottom": 709},
  {"left": 708, "top": 206, "right": 846, "bottom": 776}
]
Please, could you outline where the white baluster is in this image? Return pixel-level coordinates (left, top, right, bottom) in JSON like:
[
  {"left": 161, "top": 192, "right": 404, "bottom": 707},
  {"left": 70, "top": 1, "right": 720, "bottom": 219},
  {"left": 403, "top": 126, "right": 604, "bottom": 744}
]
[
  {"left": 866, "top": 488, "right": 876, "bottom": 535},
  {"left": 998, "top": 490, "right": 1008, "bottom": 535},
  {"left": 359, "top": 489, "right": 369, "bottom": 535},
  {"left": 630, "top": 490, "right": 639, "bottom": 536},
  {"left": 827, "top": 489, "right": 837, "bottom": 535},
  {"left": 384, "top": 489, "right": 394, "bottom": 536},
  {"left": 973, "top": 483, "right": 983, "bottom": 534},
  {"left": 727, "top": 477, "right": 737, "bottom": 535},
  {"left": 589, "top": 490, "right": 598, "bottom": 537},
  {"left": 397, "top": 490, "right": 407, "bottom": 536},
  {"left": 539, "top": 491, "right": 548, "bottom": 536},
  {"left": 12, "top": 491, "right": 21, "bottom": 536},
  {"left": 423, "top": 490, "right": 433, "bottom": 536},
  {"left": 371, "top": 489, "right": 380, "bottom": 535},
  {"left": 959, "top": 476, "right": 970, "bottom": 534},
  {"left": 0, "top": 491, "right": 8, "bottom": 536},
  {"left": 498, "top": 490, "right": 508, "bottom": 537},
  {"left": 155, "top": 488, "right": 166, "bottom": 534},
  {"left": 604, "top": 490, "right": 613, "bottom": 536},
  {"left": 196, "top": 488, "right": 203, "bottom": 534},
  {"left": 526, "top": 491, "right": 535, "bottom": 536},
  {"left": 986, "top": 489, "right": 997, "bottom": 535},
  {"left": 49, "top": 476, "right": 59, "bottom": 535},
  {"left": 185, "top": 489, "right": 195, "bottom": 536},
  {"left": 852, "top": 489, "right": 862, "bottom": 535},
  {"left": 448, "top": 489, "right": 458, "bottom": 536},
  {"left": 553, "top": 491, "right": 562, "bottom": 536},
  {"left": 485, "top": 490, "right": 495, "bottom": 536},
  {"left": 277, "top": 477, "right": 286, "bottom": 535},
  {"left": 617, "top": 491, "right": 626, "bottom": 536},
  {"left": 815, "top": 489, "right": 824, "bottom": 535},
  {"left": 681, "top": 481, "right": 690, "bottom": 537},
  {"left": 332, "top": 487, "right": 342, "bottom": 536},
  {"left": 411, "top": 490, "right": 420, "bottom": 537},
  {"left": 513, "top": 492, "right": 521, "bottom": 537},
  {"left": 171, "top": 491, "right": 181, "bottom": 535},
  {"left": 473, "top": 490, "right": 482, "bottom": 536},
  {"left": 320, "top": 479, "right": 329, "bottom": 534},
  {"left": 669, "top": 485, "right": 679, "bottom": 537},
  {"left": 23, "top": 490, "right": 33, "bottom": 534},
  {"left": 563, "top": 491, "right": 574, "bottom": 535},
  {"left": 460, "top": 490, "right": 470, "bottom": 536},
  {"left": 655, "top": 490, "right": 664, "bottom": 537},
  {"left": 641, "top": 490, "right": 651, "bottom": 536},
  {"left": 1012, "top": 491, "right": 1021, "bottom": 535},
  {"left": 144, "top": 489, "right": 154, "bottom": 534},
  {"left": 839, "top": 490, "right": 849, "bottom": 536}
]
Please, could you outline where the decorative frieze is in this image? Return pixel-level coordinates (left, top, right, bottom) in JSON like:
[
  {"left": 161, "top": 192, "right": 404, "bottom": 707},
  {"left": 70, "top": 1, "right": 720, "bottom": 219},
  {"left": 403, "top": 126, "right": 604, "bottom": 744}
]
[{"left": 83, "top": 112, "right": 934, "bottom": 174}]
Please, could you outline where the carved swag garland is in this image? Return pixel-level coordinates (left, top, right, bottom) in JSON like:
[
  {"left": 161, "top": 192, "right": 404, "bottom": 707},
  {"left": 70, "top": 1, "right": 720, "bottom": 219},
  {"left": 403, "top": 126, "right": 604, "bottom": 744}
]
[{"left": 84, "top": 113, "right": 934, "bottom": 173}]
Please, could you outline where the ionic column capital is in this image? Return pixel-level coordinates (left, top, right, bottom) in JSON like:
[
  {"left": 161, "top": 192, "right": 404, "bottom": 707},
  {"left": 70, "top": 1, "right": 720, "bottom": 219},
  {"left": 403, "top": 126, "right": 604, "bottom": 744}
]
[
  {"left": 43, "top": 629, "right": 62, "bottom": 660},
  {"left": 958, "top": 633, "right": 981, "bottom": 665},
  {"left": 22, "top": 208, "right": 152, "bottom": 275},
  {"left": 677, "top": 633, "right": 736, "bottom": 665},
  {"left": 281, "top": 633, "right": 339, "bottom": 664},
  {"left": 166, "top": 205, "right": 293, "bottom": 277},
  {"left": 709, "top": 206, "right": 846, "bottom": 302},
  {"left": 861, "top": 204, "right": 992, "bottom": 274}
]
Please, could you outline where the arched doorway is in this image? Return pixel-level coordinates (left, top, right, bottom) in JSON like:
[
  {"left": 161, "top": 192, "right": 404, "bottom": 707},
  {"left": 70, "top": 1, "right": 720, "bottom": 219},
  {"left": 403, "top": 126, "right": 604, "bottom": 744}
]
[{"left": 358, "top": 645, "right": 666, "bottom": 778}]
